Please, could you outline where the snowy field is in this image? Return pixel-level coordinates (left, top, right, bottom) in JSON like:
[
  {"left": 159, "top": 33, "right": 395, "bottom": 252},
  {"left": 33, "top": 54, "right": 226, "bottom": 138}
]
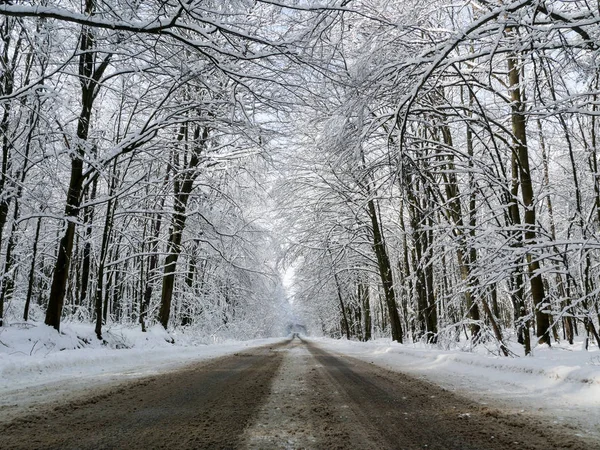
[
  {"left": 0, "top": 322, "right": 286, "bottom": 423},
  {"left": 313, "top": 337, "right": 600, "bottom": 443}
]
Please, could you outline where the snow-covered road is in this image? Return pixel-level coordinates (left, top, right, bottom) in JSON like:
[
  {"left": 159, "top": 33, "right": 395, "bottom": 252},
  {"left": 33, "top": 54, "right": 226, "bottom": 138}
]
[
  {"left": 1, "top": 336, "right": 594, "bottom": 449},
  {"left": 1, "top": 323, "right": 599, "bottom": 447}
]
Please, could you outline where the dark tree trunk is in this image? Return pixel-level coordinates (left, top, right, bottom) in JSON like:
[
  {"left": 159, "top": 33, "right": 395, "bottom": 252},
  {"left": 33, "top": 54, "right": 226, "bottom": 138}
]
[
  {"left": 158, "top": 126, "right": 208, "bottom": 329},
  {"left": 0, "top": 187, "right": 23, "bottom": 324},
  {"left": 407, "top": 186, "right": 437, "bottom": 343},
  {"left": 507, "top": 52, "right": 551, "bottom": 346},
  {"left": 109, "top": 237, "right": 123, "bottom": 323},
  {"left": 158, "top": 215, "right": 189, "bottom": 329},
  {"left": 45, "top": 2, "right": 111, "bottom": 331},
  {"left": 368, "top": 198, "right": 403, "bottom": 343},
  {"left": 181, "top": 251, "right": 196, "bottom": 327},
  {"left": 24, "top": 217, "right": 42, "bottom": 321},
  {"left": 93, "top": 162, "right": 118, "bottom": 339},
  {"left": 141, "top": 167, "right": 171, "bottom": 332},
  {"left": 359, "top": 283, "right": 371, "bottom": 341},
  {"left": 507, "top": 152, "right": 531, "bottom": 354},
  {"left": 0, "top": 16, "right": 18, "bottom": 254},
  {"left": 79, "top": 175, "right": 98, "bottom": 309},
  {"left": 399, "top": 199, "right": 413, "bottom": 336},
  {"left": 328, "top": 245, "right": 350, "bottom": 340}
]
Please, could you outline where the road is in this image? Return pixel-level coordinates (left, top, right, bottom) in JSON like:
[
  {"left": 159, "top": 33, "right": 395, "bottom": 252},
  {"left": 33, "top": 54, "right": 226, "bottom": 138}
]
[{"left": 0, "top": 336, "right": 590, "bottom": 449}]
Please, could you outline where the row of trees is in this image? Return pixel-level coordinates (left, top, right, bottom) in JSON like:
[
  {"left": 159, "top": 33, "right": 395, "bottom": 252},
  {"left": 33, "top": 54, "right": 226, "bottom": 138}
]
[
  {"left": 0, "top": 0, "right": 343, "bottom": 340},
  {"left": 280, "top": 0, "right": 600, "bottom": 354},
  {"left": 3, "top": 0, "right": 600, "bottom": 355}
]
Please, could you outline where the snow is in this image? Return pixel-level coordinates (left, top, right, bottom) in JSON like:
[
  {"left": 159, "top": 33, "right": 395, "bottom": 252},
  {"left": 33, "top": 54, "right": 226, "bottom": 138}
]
[
  {"left": 310, "top": 337, "right": 600, "bottom": 442},
  {"left": 2, "top": 321, "right": 599, "bottom": 443},
  {"left": 0, "top": 322, "right": 286, "bottom": 423}
]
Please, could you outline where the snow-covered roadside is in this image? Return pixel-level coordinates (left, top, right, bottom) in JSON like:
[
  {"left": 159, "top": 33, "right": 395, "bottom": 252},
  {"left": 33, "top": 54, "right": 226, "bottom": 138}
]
[
  {"left": 311, "top": 337, "right": 600, "bottom": 443},
  {"left": 0, "top": 322, "right": 286, "bottom": 423}
]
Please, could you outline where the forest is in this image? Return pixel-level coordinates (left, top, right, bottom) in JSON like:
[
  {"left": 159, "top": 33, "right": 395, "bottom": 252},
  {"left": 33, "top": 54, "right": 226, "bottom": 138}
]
[{"left": 1, "top": 0, "right": 600, "bottom": 356}]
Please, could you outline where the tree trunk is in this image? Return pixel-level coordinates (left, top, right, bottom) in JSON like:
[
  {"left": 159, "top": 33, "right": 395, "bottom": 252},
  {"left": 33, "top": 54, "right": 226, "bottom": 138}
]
[
  {"left": 141, "top": 166, "right": 171, "bottom": 332},
  {"left": 367, "top": 198, "right": 403, "bottom": 342},
  {"left": 158, "top": 126, "right": 208, "bottom": 329},
  {"left": 538, "top": 119, "right": 573, "bottom": 343},
  {"left": 0, "top": 195, "right": 21, "bottom": 324},
  {"left": 359, "top": 282, "right": 371, "bottom": 341},
  {"left": 407, "top": 186, "right": 437, "bottom": 343},
  {"left": 332, "top": 264, "right": 350, "bottom": 340},
  {"left": 79, "top": 175, "right": 98, "bottom": 309},
  {"left": 181, "top": 250, "right": 196, "bottom": 326},
  {"left": 507, "top": 52, "right": 551, "bottom": 346},
  {"left": 0, "top": 16, "right": 19, "bottom": 253},
  {"left": 507, "top": 151, "right": 531, "bottom": 354},
  {"left": 23, "top": 217, "right": 42, "bottom": 321},
  {"left": 439, "top": 124, "right": 481, "bottom": 340},
  {"left": 45, "top": 2, "right": 111, "bottom": 331},
  {"left": 93, "top": 162, "right": 118, "bottom": 339}
]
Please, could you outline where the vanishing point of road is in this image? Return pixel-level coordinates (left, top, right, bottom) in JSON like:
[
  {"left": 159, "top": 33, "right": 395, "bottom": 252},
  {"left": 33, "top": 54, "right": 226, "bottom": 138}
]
[{"left": 0, "top": 336, "right": 590, "bottom": 449}]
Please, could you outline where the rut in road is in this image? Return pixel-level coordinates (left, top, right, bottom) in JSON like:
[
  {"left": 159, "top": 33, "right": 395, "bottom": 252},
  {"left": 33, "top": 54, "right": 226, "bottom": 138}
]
[{"left": 0, "top": 337, "right": 591, "bottom": 449}]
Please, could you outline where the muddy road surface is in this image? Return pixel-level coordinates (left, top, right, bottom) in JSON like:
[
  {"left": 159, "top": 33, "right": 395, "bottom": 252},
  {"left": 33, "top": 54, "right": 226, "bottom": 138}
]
[{"left": 0, "top": 337, "right": 592, "bottom": 449}]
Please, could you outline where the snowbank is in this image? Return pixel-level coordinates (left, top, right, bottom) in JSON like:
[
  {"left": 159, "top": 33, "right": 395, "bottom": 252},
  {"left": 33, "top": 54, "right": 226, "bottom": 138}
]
[{"left": 312, "top": 337, "right": 600, "bottom": 385}]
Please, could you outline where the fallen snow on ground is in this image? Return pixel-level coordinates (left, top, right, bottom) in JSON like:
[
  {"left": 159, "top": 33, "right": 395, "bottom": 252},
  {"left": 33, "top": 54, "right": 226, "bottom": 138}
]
[
  {"left": 311, "top": 337, "right": 600, "bottom": 442},
  {"left": 2, "top": 322, "right": 599, "bottom": 442},
  {"left": 0, "top": 321, "right": 285, "bottom": 422}
]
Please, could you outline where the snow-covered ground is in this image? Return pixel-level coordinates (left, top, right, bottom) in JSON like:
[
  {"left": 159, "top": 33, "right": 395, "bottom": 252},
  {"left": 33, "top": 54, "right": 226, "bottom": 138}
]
[
  {"left": 2, "top": 321, "right": 599, "bottom": 443},
  {"left": 0, "top": 322, "right": 286, "bottom": 423},
  {"left": 311, "top": 337, "right": 600, "bottom": 443}
]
